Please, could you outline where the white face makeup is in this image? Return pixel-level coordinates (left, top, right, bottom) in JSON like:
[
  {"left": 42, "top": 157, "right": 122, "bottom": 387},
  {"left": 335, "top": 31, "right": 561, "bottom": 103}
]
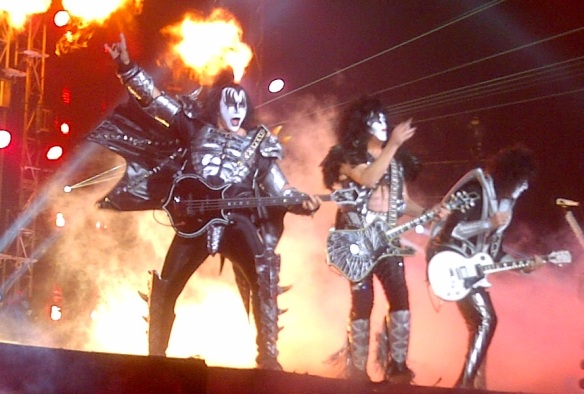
[
  {"left": 219, "top": 87, "right": 248, "bottom": 132},
  {"left": 366, "top": 112, "right": 388, "bottom": 142}
]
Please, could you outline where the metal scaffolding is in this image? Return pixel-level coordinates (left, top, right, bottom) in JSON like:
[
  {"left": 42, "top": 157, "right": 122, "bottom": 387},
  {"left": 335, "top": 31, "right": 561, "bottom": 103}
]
[{"left": 0, "top": 15, "right": 49, "bottom": 305}]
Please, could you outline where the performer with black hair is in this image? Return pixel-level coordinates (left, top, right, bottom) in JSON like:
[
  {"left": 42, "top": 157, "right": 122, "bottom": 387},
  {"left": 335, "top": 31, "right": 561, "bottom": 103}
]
[
  {"left": 321, "top": 96, "right": 443, "bottom": 384},
  {"left": 88, "top": 33, "right": 320, "bottom": 370},
  {"left": 426, "top": 144, "right": 538, "bottom": 388}
]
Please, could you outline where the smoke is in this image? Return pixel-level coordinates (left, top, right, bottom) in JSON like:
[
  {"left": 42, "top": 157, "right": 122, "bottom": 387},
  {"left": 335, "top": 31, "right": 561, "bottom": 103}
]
[{"left": 2, "top": 95, "right": 582, "bottom": 393}]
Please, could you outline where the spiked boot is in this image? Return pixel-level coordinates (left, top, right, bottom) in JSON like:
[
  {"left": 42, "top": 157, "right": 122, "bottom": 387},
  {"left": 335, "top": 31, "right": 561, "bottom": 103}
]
[
  {"left": 254, "top": 251, "right": 283, "bottom": 370},
  {"left": 147, "top": 270, "right": 175, "bottom": 356}
]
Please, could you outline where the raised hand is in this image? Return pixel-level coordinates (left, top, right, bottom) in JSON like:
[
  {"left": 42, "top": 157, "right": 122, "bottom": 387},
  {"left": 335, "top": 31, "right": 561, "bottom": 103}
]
[
  {"left": 104, "top": 33, "right": 130, "bottom": 66},
  {"left": 388, "top": 118, "right": 416, "bottom": 147}
]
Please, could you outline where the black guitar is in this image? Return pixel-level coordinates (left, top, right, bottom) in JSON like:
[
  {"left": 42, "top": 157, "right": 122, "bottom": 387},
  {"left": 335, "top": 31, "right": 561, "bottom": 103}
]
[
  {"left": 163, "top": 174, "right": 359, "bottom": 237},
  {"left": 326, "top": 191, "right": 479, "bottom": 282}
]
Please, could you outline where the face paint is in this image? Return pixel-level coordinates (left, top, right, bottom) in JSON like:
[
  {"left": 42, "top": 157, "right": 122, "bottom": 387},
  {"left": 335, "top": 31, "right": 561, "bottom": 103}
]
[
  {"left": 366, "top": 112, "right": 388, "bottom": 142},
  {"left": 219, "top": 87, "right": 248, "bottom": 132},
  {"left": 511, "top": 180, "right": 529, "bottom": 199}
]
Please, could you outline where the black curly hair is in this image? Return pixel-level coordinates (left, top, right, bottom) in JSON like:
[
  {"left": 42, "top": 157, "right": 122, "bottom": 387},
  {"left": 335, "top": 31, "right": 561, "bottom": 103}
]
[
  {"left": 487, "top": 143, "right": 537, "bottom": 198},
  {"left": 320, "top": 96, "right": 419, "bottom": 190}
]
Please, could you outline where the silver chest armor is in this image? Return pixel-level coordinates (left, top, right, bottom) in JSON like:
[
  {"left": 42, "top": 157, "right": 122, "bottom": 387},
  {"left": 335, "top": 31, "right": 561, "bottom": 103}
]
[{"left": 190, "top": 124, "right": 254, "bottom": 184}]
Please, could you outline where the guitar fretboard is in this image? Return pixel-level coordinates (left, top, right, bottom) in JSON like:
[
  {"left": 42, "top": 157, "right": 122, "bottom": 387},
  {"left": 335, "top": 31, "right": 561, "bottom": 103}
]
[
  {"left": 385, "top": 210, "right": 435, "bottom": 238},
  {"left": 483, "top": 258, "right": 534, "bottom": 274},
  {"left": 185, "top": 193, "right": 332, "bottom": 211}
]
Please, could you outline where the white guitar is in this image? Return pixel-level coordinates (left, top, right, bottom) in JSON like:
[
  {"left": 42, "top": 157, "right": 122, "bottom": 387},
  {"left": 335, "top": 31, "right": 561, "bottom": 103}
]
[{"left": 427, "top": 250, "right": 572, "bottom": 301}]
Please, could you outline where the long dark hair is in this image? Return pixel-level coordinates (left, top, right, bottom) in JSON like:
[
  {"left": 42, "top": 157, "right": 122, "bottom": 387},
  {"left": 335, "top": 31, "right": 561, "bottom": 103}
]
[
  {"left": 321, "top": 96, "right": 419, "bottom": 189},
  {"left": 487, "top": 143, "right": 537, "bottom": 198}
]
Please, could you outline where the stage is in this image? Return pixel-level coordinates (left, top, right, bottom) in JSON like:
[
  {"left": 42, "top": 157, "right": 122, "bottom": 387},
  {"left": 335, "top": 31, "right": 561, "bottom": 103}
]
[{"left": 0, "top": 342, "right": 513, "bottom": 394}]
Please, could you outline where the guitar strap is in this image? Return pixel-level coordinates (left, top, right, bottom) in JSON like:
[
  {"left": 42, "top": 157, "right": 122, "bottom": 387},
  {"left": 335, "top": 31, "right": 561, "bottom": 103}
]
[
  {"left": 387, "top": 159, "right": 399, "bottom": 227},
  {"left": 239, "top": 126, "right": 269, "bottom": 166}
]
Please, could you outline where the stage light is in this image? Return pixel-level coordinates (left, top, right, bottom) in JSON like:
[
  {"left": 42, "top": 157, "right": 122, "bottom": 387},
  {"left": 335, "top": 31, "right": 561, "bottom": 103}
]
[
  {"left": 55, "top": 212, "right": 65, "bottom": 228},
  {"left": 0, "top": 129, "right": 11, "bottom": 149},
  {"left": 60, "top": 122, "right": 70, "bottom": 135},
  {"left": 50, "top": 305, "right": 62, "bottom": 321},
  {"left": 61, "top": 87, "right": 71, "bottom": 105},
  {"left": 54, "top": 10, "right": 71, "bottom": 28},
  {"left": 268, "top": 78, "right": 285, "bottom": 93},
  {"left": 46, "top": 145, "right": 63, "bottom": 161}
]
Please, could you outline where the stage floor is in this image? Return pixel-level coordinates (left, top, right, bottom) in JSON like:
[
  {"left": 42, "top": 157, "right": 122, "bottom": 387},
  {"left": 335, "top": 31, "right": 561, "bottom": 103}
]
[{"left": 0, "top": 342, "right": 513, "bottom": 394}]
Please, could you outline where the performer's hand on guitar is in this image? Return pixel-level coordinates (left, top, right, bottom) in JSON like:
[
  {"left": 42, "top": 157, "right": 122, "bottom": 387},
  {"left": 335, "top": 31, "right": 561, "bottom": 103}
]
[
  {"left": 302, "top": 194, "right": 322, "bottom": 214},
  {"left": 489, "top": 211, "right": 511, "bottom": 229},
  {"left": 522, "top": 254, "right": 545, "bottom": 274},
  {"left": 432, "top": 204, "right": 451, "bottom": 221},
  {"left": 105, "top": 33, "right": 131, "bottom": 66}
]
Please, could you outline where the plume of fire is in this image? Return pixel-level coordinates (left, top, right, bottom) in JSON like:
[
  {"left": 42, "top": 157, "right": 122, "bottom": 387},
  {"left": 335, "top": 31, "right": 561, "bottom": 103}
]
[
  {"left": 163, "top": 8, "right": 253, "bottom": 86},
  {"left": 62, "top": 0, "right": 133, "bottom": 25},
  {"left": 55, "top": 25, "right": 95, "bottom": 56},
  {"left": 0, "top": 0, "right": 51, "bottom": 31},
  {"left": 55, "top": 0, "right": 137, "bottom": 56}
]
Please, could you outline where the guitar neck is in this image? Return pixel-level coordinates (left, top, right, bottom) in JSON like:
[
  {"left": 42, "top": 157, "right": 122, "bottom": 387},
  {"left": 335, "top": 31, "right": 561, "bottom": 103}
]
[
  {"left": 483, "top": 258, "right": 536, "bottom": 274},
  {"left": 385, "top": 210, "right": 436, "bottom": 238}
]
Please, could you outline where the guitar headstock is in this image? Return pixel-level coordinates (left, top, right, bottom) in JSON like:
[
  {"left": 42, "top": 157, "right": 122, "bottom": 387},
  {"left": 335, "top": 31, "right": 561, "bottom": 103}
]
[
  {"left": 546, "top": 250, "right": 572, "bottom": 265},
  {"left": 444, "top": 191, "right": 480, "bottom": 213},
  {"left": 330, "top": 186, "right": 362, "bottom": 206}
]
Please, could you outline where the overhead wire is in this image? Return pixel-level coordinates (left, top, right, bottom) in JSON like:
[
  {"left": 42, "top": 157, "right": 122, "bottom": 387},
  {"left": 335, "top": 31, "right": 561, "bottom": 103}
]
[
  {"left": 389, "top": 56, "right": 584, "bottom": 118},
  {"left": 256, "top": 0, "right": 507, "bottom": 109},
  {"left": 261, "top": 2, "right": 584, "bottom": 128}
]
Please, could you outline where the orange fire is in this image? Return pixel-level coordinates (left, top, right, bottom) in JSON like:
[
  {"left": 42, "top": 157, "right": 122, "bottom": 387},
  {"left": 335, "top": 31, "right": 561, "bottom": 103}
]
[
  {"left": 56, "top": 0, "right": 136, "bottom": 56},
  {"left": 163, "top": 8, "right": 253, "bottom": 85},
  {"left": 0, "top": 0, "right": 51, "bottom": 30},
  {"left": 62, "top": 0, "right": 132, "bottom": 25}
]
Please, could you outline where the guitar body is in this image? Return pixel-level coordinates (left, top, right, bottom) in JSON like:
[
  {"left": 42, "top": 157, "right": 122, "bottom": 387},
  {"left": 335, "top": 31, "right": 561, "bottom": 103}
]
[
  {"left": 163, "top": 174, "right": 230, "bottom": 238},
  {"left": 427, "top": 251, "right": 493, "bottom": 301},
  {"left": 326, "top": 219, "right": 414, "bottom": 282},
  {"left": 325, "top": 191, "right": 479, "bottom": 283},
  {"left": 427, "top": 249, "right": 571, "bottom": 301},
  {"left": 163, "top": 175, "right": 360, "bottom": 238}
]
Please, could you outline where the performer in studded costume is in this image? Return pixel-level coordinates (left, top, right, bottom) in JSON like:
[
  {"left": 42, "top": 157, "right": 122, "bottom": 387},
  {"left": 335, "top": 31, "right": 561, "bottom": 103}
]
[
  {"left": 426, "top": 144, "right": 536, "bottom": 389},
  {"left": 321, "top": 96, "right": 438, "bottom": 384},
  {"left": 88, "top": 33, "right": 320, "bottom": 370}
]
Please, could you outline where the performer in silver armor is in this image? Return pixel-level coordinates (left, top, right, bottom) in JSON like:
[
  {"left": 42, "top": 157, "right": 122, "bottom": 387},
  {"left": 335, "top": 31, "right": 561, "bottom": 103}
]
[
  {"left": 321, "top": 96, "right": 434, "bottom": 384},
  {"left": 89, "top": 33, "right": 320, "bottom": 370},
  {"left": 426, "top": 144, "right": 536, "bottom": 388}
]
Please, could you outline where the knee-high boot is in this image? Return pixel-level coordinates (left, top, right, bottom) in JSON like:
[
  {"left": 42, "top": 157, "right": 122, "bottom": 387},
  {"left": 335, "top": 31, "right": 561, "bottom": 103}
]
[
  {"left": 385, "top": 310, "right": 413, "bottom": 384},
  {"left": 347, "top": 318, "right": 370, "bottom": 381},
  {"left": 147, "top": 270, "right": 175, "bottom": 356},
  {"left": 254, "top": 250, "right": 283, "bottom": 370}
]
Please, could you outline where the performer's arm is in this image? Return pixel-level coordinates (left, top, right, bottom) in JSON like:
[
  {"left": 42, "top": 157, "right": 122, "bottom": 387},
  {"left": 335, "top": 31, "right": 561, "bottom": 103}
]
[
  {"left": 261, "top": 163, "right": 320, "bottom": 215},
  {"left": 452, "top": 211, "right": 510, "bottom": 239},
  {"left": 340, "top": 119, "right": 416, "bottom": 187},
  {"left": 105, "top": 33, "right": 180, "bottom": 127},
  {"left": 402, "top": 183, "right": 425, "bottom": 217}
]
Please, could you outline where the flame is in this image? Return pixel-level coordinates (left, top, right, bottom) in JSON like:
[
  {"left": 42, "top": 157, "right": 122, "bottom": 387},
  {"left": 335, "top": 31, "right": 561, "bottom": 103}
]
[
  {"left": 55, "top": 0, "right": 136, "bottom": 56},
  {"left": 0, "top": 0, "right": 51, "bottom": 30},
  {"left": 163, "top": 8, "right": 253, "bottom": 85},
  {"left": 62, "top": 0, "right": 132, "bottom": 25}
]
